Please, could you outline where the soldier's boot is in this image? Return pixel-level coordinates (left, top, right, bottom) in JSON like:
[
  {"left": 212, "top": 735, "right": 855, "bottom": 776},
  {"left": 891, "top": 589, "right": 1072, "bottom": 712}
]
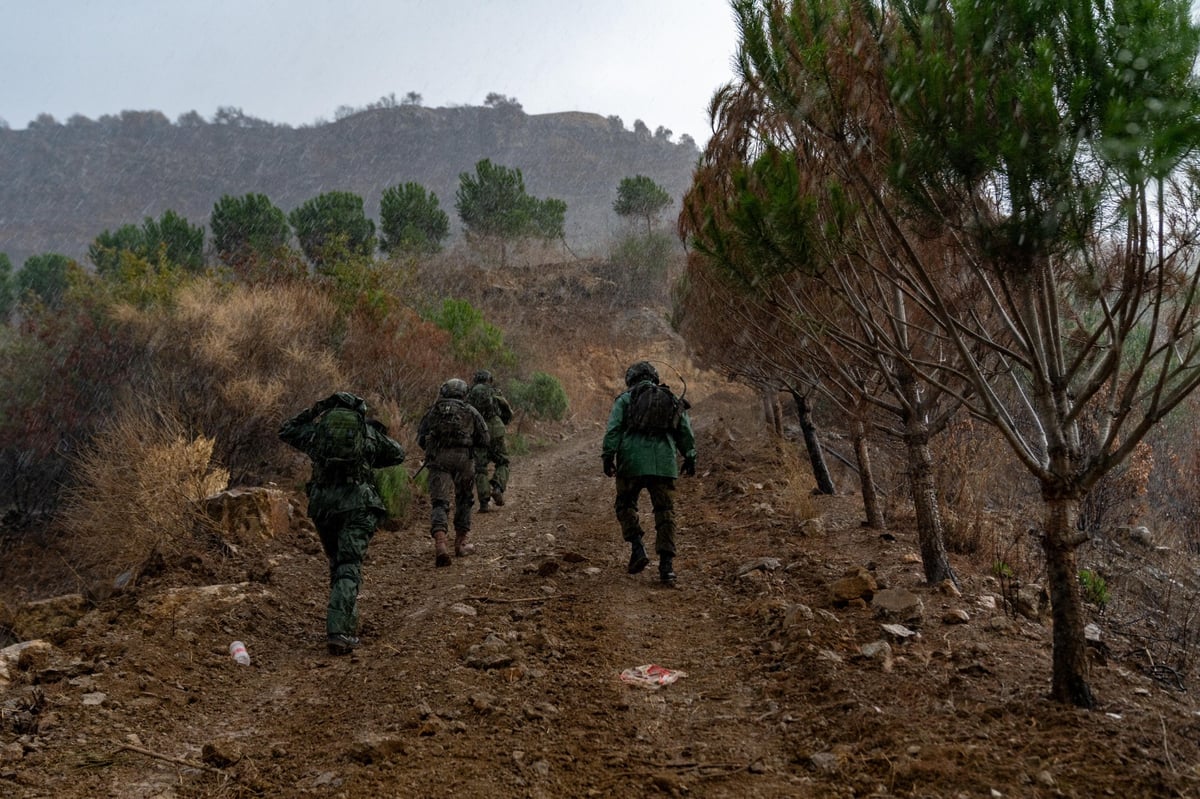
[
  {"left": 478, "top": 499, "right": 490, "bottom": 513},
  {"left": 659, "top": 553, "right": 676, "bottom": 586},
  {"left": 627, "top": 537, "right": 649, "bottom": 575},
  {"left": 433, "top": 530, "right": 452, "bottom": 568},
  {"left": 491, "top": 482, "right": 505, "bottom": 507},
  {"left": 455, "top": 530, "right": 475, "bottom": 557}
]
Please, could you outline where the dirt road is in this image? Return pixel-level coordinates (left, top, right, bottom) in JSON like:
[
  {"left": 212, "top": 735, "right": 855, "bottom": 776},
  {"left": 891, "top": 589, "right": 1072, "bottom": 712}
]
[{"left": 7, "top": 373, "right": 1200, "bottom": 798}]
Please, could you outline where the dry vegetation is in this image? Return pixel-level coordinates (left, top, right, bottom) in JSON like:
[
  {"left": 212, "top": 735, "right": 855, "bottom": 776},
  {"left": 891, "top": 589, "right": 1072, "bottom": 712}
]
[{"left": 2, "top": 253, "right": 1200, "bottom": 797}]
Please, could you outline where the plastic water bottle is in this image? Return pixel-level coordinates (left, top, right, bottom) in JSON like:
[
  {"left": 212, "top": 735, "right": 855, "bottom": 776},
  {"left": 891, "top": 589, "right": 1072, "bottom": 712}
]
[{"left": 229, "top": 640, "right": 251, "bottom": 666}]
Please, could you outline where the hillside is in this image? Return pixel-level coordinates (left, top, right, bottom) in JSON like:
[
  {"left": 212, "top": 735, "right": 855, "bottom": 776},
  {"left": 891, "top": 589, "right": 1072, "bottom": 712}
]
[
  {"left": 0, "top": 105, "right": 699, "bottom": 266},
  {"left": 2, "top": 264, "right": 1199, "bottom": 798}
]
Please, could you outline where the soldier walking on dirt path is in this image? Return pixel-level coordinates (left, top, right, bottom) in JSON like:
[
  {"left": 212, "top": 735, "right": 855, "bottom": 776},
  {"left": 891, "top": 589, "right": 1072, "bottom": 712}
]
[
  {"left": 418, "top": 378, "right": 490, "bottom": 567},
  {"left": 467, "top": 369, "right": 514, "bottom": 513},
  {"left": 279, "top": 391, "right": 406, "bottom": 655},
  {"left": 601, "top": 361, "right": 697, "bottom": 585}
]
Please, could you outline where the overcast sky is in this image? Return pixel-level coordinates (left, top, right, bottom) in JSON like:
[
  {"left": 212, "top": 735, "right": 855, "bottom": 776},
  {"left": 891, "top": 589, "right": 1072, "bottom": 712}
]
[{"left": 1, "top": 0, "right": 741, "bottom": 144}]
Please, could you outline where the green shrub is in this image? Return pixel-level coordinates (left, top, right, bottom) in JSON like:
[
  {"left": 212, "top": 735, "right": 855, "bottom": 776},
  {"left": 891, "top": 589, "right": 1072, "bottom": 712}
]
[
  {"left": 506, "top": 432, "right": 531, "bottom": 456},
  {"left": 1079, "top": 569, "right": 1111, "bottom": 608},
  {"left": 609, "top": 231, "right": 674, "bottom": 279},
  {"left": 374, "top": 464, "right": 415, "bottom": 523},
  {"left": 507, "top": 372, "right": 568, "bottom": 421},
  {"left": 426, "top": 297, "right": 515, "bottom": 368}
]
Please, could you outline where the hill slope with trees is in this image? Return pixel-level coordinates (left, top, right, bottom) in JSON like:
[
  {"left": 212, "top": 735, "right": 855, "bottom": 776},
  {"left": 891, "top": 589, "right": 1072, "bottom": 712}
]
[{"left": 0, "top": 104, "right": 698, "bottom": 266}]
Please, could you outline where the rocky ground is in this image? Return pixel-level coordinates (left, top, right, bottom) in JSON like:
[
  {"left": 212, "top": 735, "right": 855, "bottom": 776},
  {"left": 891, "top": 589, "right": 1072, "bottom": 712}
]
[{"left": 3, "top": 266, "right": 1200, "bottom": 798}]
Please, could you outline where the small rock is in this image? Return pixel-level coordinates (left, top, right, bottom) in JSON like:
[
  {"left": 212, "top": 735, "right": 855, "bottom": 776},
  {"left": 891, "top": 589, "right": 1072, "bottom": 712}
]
[
  {"left": 468, "top": 693, "right": 496, "bottom": 714},
  {"left": 860, "top": 640, "right": 892, "bottom": 661},
  {"left": 987, "top": 616, "right": 1014, "bottom": 633},
  {"left": 809, "top": 752, "right": 839, "bottom": 773},
  {"left": 800, "top": 518, "right": 824, "bottom": 537},
  {"left": 872, "top": 587, "right": 924, "bottom": 624},
  {"left": 81, "top": 692, "right": 107, "bottom": 706},
  {"left": 738, "top": 557, "right": 783, "bottom": 576},
  {"left": 651, "top": 772, "right": 686, "bottom": 794},
  {"left": 831, "top": 567, "right": 877, "bottom": 605},
  {"left": 936, "top": 579, "right": 962, "bottom": 597},
  {"left": 943, "top": 609, "right": 970, "bottom": 625},
  {"left": 448, "top": 603, "right": 477, "bottom": 617},
  {"left": 880, "top": 623, "right": 917, "bottom": 641},
  {"left": 201, "top": 741, "right": 242, "bottom": 767},
  {"left": 344, "top": 734, "right": 405, "bottom": 764},
  {"left": 782, "top": 603, "right": 814, "bottom": 629},
  {"left": 860, "top": 640, "right": 894, "bottom": 671}
]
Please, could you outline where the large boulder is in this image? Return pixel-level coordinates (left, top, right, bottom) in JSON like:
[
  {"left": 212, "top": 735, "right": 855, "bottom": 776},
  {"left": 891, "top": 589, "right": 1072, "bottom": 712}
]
[{"left": 203, "top": 487, "right": 292, "bottom": 547}]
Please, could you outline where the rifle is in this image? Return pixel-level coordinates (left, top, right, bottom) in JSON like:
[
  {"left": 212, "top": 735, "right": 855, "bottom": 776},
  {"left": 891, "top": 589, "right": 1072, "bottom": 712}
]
[{"left": 411, "top": 461, "right": 427, "bottom": 481}]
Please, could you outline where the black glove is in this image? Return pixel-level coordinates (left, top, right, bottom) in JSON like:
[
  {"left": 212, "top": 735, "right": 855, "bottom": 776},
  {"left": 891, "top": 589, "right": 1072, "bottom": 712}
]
[
  {"left": 681, "top": 456, "right": 696, "bottom": 477},
  {"left": 602, "top": 453, "right": 616, "bottom": 477}
]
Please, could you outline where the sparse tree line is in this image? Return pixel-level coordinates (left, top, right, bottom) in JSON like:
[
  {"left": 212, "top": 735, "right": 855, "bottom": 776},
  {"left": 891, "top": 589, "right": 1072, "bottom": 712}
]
[
  {"left": 675, "top": 0, "right": 1200, "bottom": 709},
  {"left": 0, "top": 166, "right": 674, "bottom": 316}
]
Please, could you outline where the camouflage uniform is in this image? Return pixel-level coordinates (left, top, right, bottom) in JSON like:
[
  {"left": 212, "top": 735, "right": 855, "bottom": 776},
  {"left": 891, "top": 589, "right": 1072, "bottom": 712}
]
[
  {"left": 601, "top": 362, "right": 697, "bottom": 584},
  {"left": 467, "top": 370, "right": 513, "bottom": 511},
  {"left": 279, "top": 392, "right": 406, "bottom": 653},
  {"left": 418, "top": 379, "right": 490, "bottom": 566}
]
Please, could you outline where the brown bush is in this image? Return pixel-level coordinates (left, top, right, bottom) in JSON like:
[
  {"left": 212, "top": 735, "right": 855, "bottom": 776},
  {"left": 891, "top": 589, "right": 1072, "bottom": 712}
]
[{"left": 60, "top": 399, "right": 229, "bottom": 590}]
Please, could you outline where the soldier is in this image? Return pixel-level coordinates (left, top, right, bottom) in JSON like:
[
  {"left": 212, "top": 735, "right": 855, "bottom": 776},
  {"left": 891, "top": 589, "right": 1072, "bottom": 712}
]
[
  {"left": 279, "top": 391, "right": 406, "bottom": 655},
  {"left": 467, "top": 369, "right": 514, "bottom": 512},
  {"left": 601, "top": 361, "right": 696, "bottom": 585},
  {"left": 417, "top": 378, "right": 490, "bottom": 566}
]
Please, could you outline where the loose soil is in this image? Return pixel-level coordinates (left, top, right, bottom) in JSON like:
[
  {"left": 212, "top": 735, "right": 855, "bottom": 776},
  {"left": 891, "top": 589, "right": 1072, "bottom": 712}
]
[{"left": 4, "top": 266, "right": 1200, "bottom": 798}]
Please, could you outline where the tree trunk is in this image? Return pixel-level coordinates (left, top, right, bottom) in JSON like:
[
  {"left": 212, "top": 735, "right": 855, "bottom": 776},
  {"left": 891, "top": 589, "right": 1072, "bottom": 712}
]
[
  {"left": 851, "top": 418, "right": 884, "bottom": 529},
  {"left": 1042, "top": 492, "right": 1095, "bottom": 708},
  {"left": 790, "top": 390, "right": 836, "bottom": 495},
  {"left": 892, "top": 348, "right": 956, "bottom": 585},
  {"left": 762, "top": 388, "right": 783, "bottom": 437},
  {"left": 904, "top": 430, "right": 957, "bottom": 585}
]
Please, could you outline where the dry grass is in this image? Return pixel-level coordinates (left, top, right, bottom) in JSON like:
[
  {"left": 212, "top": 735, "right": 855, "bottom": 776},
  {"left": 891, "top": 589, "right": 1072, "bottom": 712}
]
[{"left": 60, "top": 398, "right": 229, "bottom": 591}]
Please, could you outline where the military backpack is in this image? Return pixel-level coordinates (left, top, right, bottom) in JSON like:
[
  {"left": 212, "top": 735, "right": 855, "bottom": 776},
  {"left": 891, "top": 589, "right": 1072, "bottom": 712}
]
[
  {"left": 626, "top": 382, "right": 683, "bottom": 434},
  {"left": 427, "top": 398, "right": 475, "bottom": 448},
  {"left": 312, "top": 406, "right": 369, "bottom": 481},
  {"left": 467, "top": 383, "right": 498, "bottom": 419}
]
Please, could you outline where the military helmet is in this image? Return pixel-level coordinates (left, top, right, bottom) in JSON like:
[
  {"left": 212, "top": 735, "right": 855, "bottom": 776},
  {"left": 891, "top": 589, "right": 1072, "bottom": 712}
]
[
  {"left": 473, "top": 369, "right": 493, "bottom": 385},
  {"left": 624, "top": 360, "right": 659, "bottom": 387},
  {"left": 439, "top": 378, "right": 469, "bottom": 399}
]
